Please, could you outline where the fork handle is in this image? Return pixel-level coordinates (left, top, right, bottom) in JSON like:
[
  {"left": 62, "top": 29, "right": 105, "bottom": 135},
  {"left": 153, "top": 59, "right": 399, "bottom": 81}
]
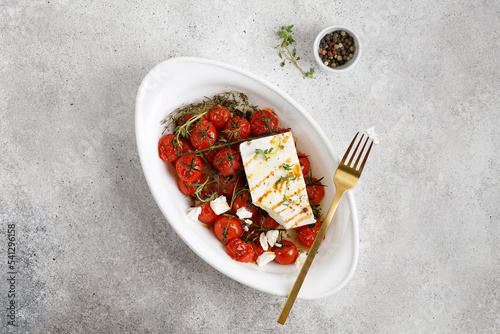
[{"left": 277, "top": 189, "right": 346, "bottom": 325}]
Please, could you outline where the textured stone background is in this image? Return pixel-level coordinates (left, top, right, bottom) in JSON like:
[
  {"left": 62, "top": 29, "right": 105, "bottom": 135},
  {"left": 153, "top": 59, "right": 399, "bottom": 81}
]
[{"left": 1, "top": 1, "right": 499, "bottom": 333}]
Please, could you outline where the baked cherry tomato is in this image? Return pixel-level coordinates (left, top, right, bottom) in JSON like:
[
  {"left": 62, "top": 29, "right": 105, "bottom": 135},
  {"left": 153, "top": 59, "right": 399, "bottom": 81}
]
[
  {"left": 213, "top": 174, "right": 243, "bottom": 196},
  {"left": 180, "top": 139, "right": 196, "bottom": 153},
  {"left": 306, "top": 177, "right": 325, "bottom": 205},
  {"left": 231, "top": 190, "right": 258, "bottom": 217},
  {"left": 158, "top": 134, "right": 183, "bottom": 163},
  {"left": 263, "top": 215, "right": 280, "bottom": 229},
  {"left": 297, "top": 222, "right": 322, "bottom": 248},
  {"left": 231, "top": 190, "right": 250, "bottom": 212},
  {"left": 298, "top": 153, "right": 310, "bottom": 175},
  {"left": 168, "top": 139, "right": 196, "bottom": 168},
  {"left": 176, "top": 113, "right": 195, "bottom": 127},
  {"left": 207, "top": 105, "right": 231, "bottom": 130},
  {"left": 175, "top": 154, "right": 203, "bottom": 183},
  {"left": 196, "top": 201, "right": 219, "bottom": 225},
  {"left": 177, "top": 174, "right": 205, "bottom": 197},
  {"left": 250, "top": 108, "right": 279, "bottom": 136},
  {"left": 241, "top": 226, "right": 260, "bottom": 244},
  {"left": 213, "top": 148, "right": 241, "bottom": 176},
  {"left": 251, "top": 211, "right": 265, "bottom": 227},
  {"left": 214, "top": 216, "right": 243, "bottom": 244},
  {"left": 222, "top": 116, "right": 250, "bottom": 142},
  {"left": 277, "top": 127, "right": 291, "bottom": 134},
  {"left": 273, "top": 240, "right": 298, "bottom": 265},
  {"left": 190, "top": 119, "right": 217, "bottom": 150},
  {"left": 204, "top": 148, "right": 219, "bottom": 167},
  {"left": 250, "top": 242, "right": 265, "bottom": 262},
  {"left": 226, "top": 238, "right": 255, "bottom": 263}
]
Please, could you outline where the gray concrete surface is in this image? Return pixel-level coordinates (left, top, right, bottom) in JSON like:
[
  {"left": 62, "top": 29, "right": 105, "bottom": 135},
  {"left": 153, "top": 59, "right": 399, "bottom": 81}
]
[{"left": 1, "top": 1, "right": 499, "bottom": 333}]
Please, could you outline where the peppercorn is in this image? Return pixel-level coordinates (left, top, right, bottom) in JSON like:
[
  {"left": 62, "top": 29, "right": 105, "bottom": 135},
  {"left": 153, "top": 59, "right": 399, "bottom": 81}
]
[{"left": 318, "top": 29, "right": 356, "bottom": 69}]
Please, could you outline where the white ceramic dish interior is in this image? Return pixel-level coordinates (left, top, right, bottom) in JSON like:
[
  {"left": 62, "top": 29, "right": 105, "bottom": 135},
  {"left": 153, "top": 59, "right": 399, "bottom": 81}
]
[
  {"left": 313, "top": 26, "right": 361, "bottom": 73},
  {"left": 135, "top": 57, "right": 359, "bottom": 299}
]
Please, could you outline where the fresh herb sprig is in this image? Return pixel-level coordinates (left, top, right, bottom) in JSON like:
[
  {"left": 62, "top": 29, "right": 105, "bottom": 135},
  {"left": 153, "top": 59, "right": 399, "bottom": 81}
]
[
  {"left": 255, "top": 148, "right": 273, "bottom": 161},
  {"left": 275, "top": 25, "right": 315, "bottom": 79}
]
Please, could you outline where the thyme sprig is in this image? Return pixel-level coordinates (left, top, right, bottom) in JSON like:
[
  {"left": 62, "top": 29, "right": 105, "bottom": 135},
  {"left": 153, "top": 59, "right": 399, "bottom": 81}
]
[
  {"left": 275, "top": 25, "right": 315, "bottom": 79},
  {"left": 274, "top": 172, "right": 298, "bottom": 187},
  {"left": 161, "top": 91, "right": 258, "bottom": 134},
  {"left": 175, "top": 132, "right": 277, "bottom": 158},
  {"left": 255, "top": 148, "right": 273, "bottom": 161}
]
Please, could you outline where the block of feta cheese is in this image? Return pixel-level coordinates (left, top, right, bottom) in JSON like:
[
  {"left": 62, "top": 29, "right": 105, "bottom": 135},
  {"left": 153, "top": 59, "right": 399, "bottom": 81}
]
[{"left": 239, "top": 132, "right": 315, "bottom": 229}]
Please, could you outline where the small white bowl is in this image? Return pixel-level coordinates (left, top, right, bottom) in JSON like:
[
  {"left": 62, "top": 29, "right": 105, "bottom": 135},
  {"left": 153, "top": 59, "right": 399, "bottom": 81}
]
[{"left": 313, "top": 26, "right": 361, "bottom": 72}]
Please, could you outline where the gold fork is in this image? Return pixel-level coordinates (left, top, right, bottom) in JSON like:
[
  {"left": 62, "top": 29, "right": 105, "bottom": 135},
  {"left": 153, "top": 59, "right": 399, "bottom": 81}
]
[{"left": 278, "top": 132, "right": 374, "bottom": 325}]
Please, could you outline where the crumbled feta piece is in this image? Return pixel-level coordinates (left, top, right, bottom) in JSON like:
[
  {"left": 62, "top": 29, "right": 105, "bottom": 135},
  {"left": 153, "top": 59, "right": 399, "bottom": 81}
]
[
  {"left": 210, "top": 196, "right": 230, "bottom": 215},
  {"left": 295, "top": 252, "right": 308, "bottom": 269},
  {"left": 257, "top": 251, "right": 276, "bottom": 267},
  {"left": 367, "top": 127, "right": 384, "bottom": 145},
  {"left": 266, "top": 230, "right": 279, "bottom": 248},
  {"left": 236, "top": 207, "right": 253, "bottom": 219},
  {"left": 186, "top": 207, "right": 202, "bottom": 223},
  {"left": 243, "top": 225, "right": 249, "bottom": 232},
  {"left": 259, "top": 232, "right": 269, "bottom": 251},
  {"left": 244, "top": 219, "right": 253, "bottom": 225}
]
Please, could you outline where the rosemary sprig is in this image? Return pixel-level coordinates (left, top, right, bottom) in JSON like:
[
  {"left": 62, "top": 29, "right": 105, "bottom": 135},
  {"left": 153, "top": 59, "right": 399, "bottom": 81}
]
[{"left": 275, "top": 25, "right": 315, "bottom": 79}]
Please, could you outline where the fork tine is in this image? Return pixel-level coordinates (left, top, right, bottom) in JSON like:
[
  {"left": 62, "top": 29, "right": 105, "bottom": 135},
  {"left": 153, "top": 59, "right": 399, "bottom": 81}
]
[
  {"left": 358, "top": 140, "right": 373, "bottom": 172},
  {"left": 340, "top": 132, "right": 359, "bottom": 165},
  {"left": 347, "top": 134, "right": 364, "bottom": 167},
  {"left": 354, "top": 136, "right": 369, "bottom": 169}
]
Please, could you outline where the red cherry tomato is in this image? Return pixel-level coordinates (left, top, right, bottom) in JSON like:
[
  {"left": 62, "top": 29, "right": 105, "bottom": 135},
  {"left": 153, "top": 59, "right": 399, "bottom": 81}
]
[
  {"left": 190, "top": 119, "right": 217, "bottom": 150},
  {"left": 175, "top": 154, "right": 203, "bottom": 183},
  {"left": 273, "top": 240, "right": 298, "bottom": 265},
  {"left": 251, "top": 211, "right": 265, "bottom": 227},
  {"left": 226, "top": 238, "right": 255, "bottom": 263},
  {"left": 250, "top": 108, "right": 279, "bottom": 136},
  {"left": 223, "top": 116, "right": 250, "bottom": 142},
  {"left": 277, "top": 127, "right": 291, "bottom": 134},
  {"left": 158, "top": 134, "right": 183, "bottom": 163},
  {"left": 298, "top": 153, "right": 311, "bottom": 176},
  {"left": 213, "top": 174, "right": 243, "bottom": 197},
  {"left": 231, "top": 190, "right": 257, "bottom": 215},
  {"left": 263, "top": 215, "right": 280, "bottom": 229},
  {"left": 250, "top": 242, "right": 265, "bottom": 262},
  {"left": 196, "top": 201, "right": 219, "bottom": 225},
  {"left": 207, "top": 105, "right": 231, "bottom": 130},
  {"left": 231, "top": 190, "right": 249, "bottom": 212},
  {"left": 180, "top": 139, "right": 196, "bottom": 153},
  {"left": 306, "top": 178, "right": 325, "bottom": 205},
  {"left": 241, "top": 227, "right": 260, "bottom": 244},
  {"left": 177, "top": 174, "right": 205, "bottom": 197},
  {"left": 297, "top": 222, "right": 322, "bottom": 248},
  {"left": 213, "top": 148, "right": 242, "bottom": 176},
  {"left": 176, "top": 113, "right": 195, "bottom": 127},
  {"left": 214, "top": 216, "right": 243, "bottom": 244},
  {"left": 204, "top": 148, "right": 219, "bottom": 167}
]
